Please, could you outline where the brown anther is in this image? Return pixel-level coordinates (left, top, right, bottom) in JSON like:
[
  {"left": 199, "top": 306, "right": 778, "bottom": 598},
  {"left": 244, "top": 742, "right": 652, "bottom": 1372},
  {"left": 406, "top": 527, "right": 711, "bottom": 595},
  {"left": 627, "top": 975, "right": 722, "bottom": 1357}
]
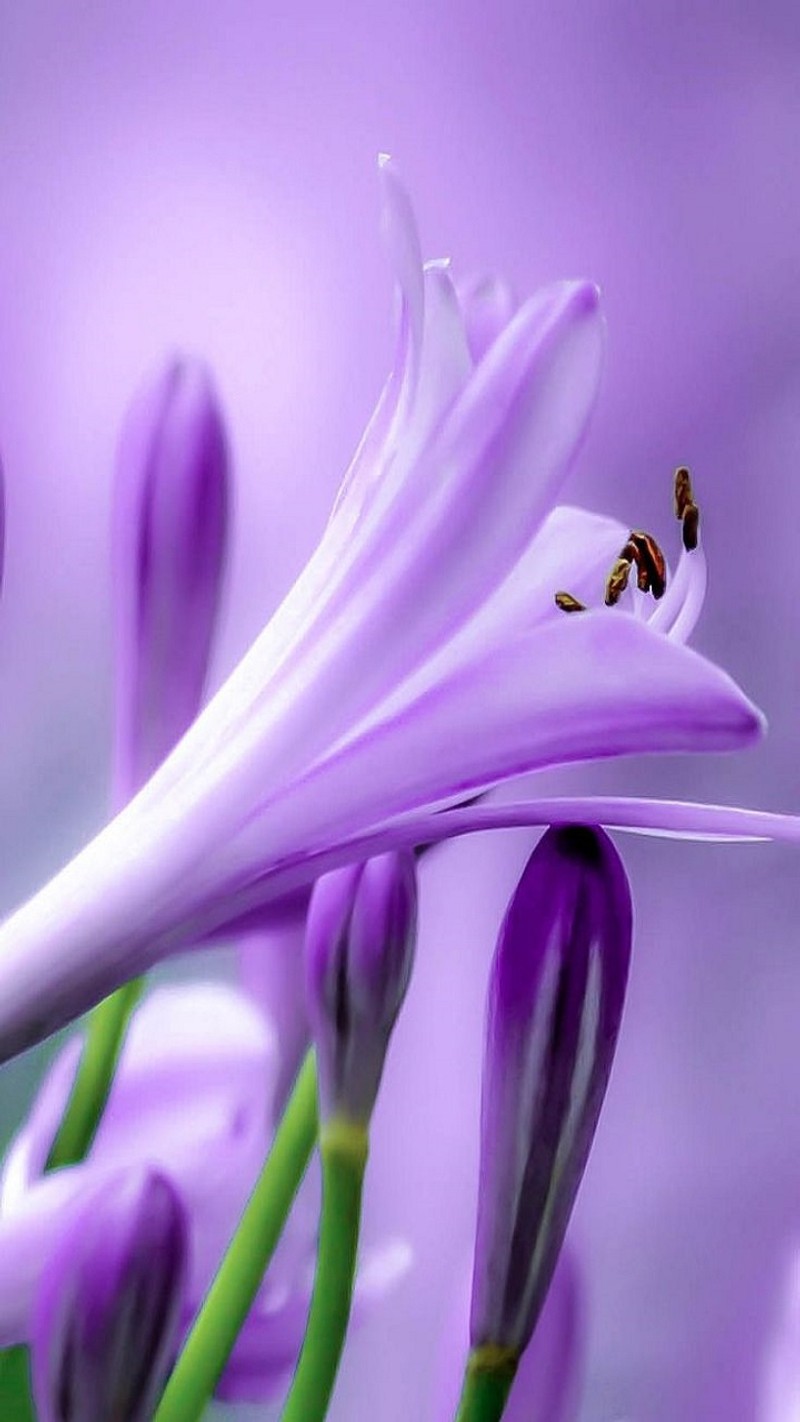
[
  {"left": 674, "top": 466, "right": 700, "bottom": 551},
  {"left": 604, "top": 555, "right": 633, "bottom": 606},
  {"left": 555, "top": 591, "right": 587, "bottom": 613},
  {"left": 674, "top": 466, "right": 693, "bottom": 518},
  {"left": 681, "top": 502, "right": 699, "bottom": 552},
  {"left": 628, "top": 531, "right": 667, "bottom": 600}
]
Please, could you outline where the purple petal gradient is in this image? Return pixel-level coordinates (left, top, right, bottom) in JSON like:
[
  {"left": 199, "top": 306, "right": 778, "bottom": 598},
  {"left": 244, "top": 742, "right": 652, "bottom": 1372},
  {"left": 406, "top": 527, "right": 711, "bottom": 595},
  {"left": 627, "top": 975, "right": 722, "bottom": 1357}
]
[
  {"left": 31, "top": 1167, "right": 188, "bottom": 1422},
  {"left": 0, "top": 13, "right": 799, "bottom": 1420}
]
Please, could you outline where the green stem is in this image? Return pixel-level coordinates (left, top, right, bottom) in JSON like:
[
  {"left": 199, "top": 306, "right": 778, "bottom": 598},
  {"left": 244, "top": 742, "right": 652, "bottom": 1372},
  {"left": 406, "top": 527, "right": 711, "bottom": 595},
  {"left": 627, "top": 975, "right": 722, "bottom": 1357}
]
[
  {"left": 46, "top": 978, "right": 144, "bottom": 1172},
  {"left": 280, "top": 1117, "right": 368, "bottom": 1422},
  {"left": 454, "top": 1347, "right": 519, "bottom": 1422},
  {"left": 0, "top": 1346, "right": 36, "bottom": 1421},
  {"left": 153, "top": 1051, "right": 319, "bottom": 1422}
]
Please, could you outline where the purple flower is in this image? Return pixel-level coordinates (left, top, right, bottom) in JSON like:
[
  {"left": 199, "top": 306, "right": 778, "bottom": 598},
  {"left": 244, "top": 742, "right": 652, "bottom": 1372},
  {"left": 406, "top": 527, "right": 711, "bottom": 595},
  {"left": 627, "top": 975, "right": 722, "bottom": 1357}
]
[
  {"left": 470, "top": 826, "right": 631, "bottom": 1356},
  {"left": 306, "top": 851, "right": 417, "bottom": 1125},
  {"left": 0, "top": 981, "right": 408, "bottom": 1404},
  {"left": 31, "top": 1167, "right": 188, "bottom": 1422},
  {"left": 111, "top": 356, "right": 229, "bottom": 805},
  {"left": 0, "top": 157, "right": 780, "bottom": 1065}
]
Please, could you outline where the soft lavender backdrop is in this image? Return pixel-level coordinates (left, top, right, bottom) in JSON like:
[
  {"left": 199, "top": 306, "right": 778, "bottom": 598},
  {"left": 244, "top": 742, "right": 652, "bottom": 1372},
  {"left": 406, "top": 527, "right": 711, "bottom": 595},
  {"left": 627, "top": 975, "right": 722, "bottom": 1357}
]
[{"left": 0, "top": 5, "right": 799, "bottom": 1420}]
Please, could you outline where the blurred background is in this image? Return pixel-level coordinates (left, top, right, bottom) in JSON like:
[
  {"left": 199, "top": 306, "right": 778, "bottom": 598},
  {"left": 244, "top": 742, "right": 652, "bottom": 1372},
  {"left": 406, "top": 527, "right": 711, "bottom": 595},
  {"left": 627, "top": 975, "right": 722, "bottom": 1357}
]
[{"left": 1, "top": 3, "right": 800, "bottom": 1418}]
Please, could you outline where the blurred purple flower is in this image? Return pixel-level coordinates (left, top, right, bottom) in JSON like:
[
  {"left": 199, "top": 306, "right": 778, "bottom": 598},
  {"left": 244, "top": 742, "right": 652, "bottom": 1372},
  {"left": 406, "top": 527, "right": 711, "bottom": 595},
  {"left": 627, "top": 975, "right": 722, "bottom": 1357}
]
[
  {"left": 31, "top": 1167, "right": 188, "bottom": 1422},
  {"left": 0, "top": 157, "right": 774, "bottom": 1067},
  {"left": 111, "top": 356, "right": 229, "bottom": 807},
  {"left": 0, "top": 982, "right": 408, "bottom": 1405}
]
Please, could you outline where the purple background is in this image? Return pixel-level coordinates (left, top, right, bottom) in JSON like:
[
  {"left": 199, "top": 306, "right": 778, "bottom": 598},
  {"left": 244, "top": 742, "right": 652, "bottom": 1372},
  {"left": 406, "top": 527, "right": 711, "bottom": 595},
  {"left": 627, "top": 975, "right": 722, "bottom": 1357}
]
[{"left": 1, "top": 4, "right": 800, "bottom": 1419}]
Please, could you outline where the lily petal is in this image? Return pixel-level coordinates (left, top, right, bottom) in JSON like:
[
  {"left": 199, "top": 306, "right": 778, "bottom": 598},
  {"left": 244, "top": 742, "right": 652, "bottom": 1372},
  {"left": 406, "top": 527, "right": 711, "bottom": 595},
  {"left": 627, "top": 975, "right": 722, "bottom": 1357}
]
[
  {"left": 244, "top": 610, "right": 764, "bottom": 858},
  {"left": 456, "top": 273, "right": 517, "bottom": 363}
]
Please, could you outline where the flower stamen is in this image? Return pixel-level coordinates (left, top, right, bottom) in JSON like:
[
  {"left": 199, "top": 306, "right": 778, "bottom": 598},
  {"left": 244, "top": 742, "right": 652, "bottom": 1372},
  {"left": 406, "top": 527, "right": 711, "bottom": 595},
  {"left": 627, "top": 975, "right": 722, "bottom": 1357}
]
[
  {"left": 605, "top": 531, "right": 667, "bottom": 606},
  {"left": 554, "top": 592, "right": 587, "bottom": 614},
  {"left": 674, "top": 465, "right": 700, "bottom": 551},
  {"left": 603, "top": 552, "right": 634, "bottom": 607}
]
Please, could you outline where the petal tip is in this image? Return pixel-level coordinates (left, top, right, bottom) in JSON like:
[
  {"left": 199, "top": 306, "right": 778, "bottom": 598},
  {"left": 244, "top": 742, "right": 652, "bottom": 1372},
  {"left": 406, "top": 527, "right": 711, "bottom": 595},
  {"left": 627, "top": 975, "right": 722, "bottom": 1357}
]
[{"left": 567, "top": 279, "right": 601, "bottom": 316}]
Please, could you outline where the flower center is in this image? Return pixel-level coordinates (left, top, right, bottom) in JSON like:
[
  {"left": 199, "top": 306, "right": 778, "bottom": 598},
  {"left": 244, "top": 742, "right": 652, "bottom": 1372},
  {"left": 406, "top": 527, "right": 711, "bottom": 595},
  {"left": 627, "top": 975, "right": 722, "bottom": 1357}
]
[{"left": 555, "top": 466, "right": 702, "bottom": 615}]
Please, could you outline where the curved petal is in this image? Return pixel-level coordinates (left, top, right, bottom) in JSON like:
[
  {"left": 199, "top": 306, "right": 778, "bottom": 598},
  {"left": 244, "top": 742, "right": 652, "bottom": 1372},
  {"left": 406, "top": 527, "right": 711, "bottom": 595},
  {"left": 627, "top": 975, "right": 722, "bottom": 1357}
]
[
  {"left": 123, "top": 276, "right": 605, "bottom": 839},
  {"left": 240, "top": 610, "right": 764, "bottom": 859},
  {"left": 0, "top": 605, "right": 769, "bottom": 1063},
  {"left": 378, "top": 153, "right": 424, "bottom": 399},
  {"left": 456, "top": 273, "right": 517, "bottom": 363},
  {"left": 356, "top": 503, "right": 628, "bottom": 721}
]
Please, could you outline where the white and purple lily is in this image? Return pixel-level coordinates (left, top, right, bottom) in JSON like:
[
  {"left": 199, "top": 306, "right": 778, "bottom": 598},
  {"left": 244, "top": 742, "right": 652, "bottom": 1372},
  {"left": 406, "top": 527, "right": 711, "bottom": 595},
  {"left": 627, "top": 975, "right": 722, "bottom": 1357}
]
[{"left": 0, "top": 156, "right": 789, "bottom": 1063}]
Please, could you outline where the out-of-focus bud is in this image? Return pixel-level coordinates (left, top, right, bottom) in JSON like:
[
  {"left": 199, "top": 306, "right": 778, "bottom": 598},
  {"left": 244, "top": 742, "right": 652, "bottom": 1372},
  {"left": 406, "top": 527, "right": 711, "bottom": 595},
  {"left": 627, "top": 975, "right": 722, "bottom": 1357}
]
[
  {"left": 111, "top": 358, "right": 229, "bottom": 805},
  {"left": 470, "top": 826, "right": 632, "bottom": 1360},
  {"left": 31, "top": 1169, "right": 188, "bottom": 1422},
  {"left": 305, "top": 852, "right": 417, "bottom": 1127}
]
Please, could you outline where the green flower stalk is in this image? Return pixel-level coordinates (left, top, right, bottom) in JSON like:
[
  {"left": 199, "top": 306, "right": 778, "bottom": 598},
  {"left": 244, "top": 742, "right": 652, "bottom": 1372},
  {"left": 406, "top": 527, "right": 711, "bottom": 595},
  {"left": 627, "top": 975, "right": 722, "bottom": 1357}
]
[
  {"left": 153, "top": 1052, "right": 318, "bottom": 1422},
  {"left": 281, "top": 850, "right": 418, "bottom": 1422}
]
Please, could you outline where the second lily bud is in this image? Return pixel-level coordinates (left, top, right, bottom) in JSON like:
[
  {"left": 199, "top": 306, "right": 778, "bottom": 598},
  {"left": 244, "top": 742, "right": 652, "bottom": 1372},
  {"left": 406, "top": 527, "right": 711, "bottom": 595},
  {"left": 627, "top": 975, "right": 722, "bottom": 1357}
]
[{"left": 305, "top": 851, "right": 418, "bottom": 1129}]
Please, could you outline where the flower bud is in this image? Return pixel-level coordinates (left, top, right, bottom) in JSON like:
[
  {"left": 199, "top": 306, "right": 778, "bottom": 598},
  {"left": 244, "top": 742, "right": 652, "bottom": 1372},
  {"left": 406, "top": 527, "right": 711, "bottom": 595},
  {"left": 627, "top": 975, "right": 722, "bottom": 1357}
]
[
  {"left": 112, "top": 357, "right": 229, "bottom": 805},
  {"left": 305, "top": 852, "right": 417, "bottom": 1126},
  {"left": 470, "top": 826, "right": 631, "bottom": 1356},
  {"left": 32, "top": 1168, "right": 188, "bottom": 1422}
]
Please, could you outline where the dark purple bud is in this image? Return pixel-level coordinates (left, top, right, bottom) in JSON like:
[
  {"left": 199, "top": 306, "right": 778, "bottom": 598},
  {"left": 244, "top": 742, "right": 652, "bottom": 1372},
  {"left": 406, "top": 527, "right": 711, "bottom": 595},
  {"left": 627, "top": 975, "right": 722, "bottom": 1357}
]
[
  {"left": 111, "top": 357, "right": 229, "bottom": 805},
  {"left": 305, "top": 852, "right": 417, "bottom": 1125},
  {"left": 32, "top": 1169, "right": 189, "bottom": 1422},
  {"left": 471, "top": 826, "right": 632, "bottom": 1355}
]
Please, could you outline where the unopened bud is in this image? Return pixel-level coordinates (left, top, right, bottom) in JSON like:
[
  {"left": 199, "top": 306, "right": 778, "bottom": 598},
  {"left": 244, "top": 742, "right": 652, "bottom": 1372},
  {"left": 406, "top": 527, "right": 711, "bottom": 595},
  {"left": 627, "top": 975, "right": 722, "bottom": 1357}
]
[
  {"left": 32, "top": 1169, "right": 188, "bottom": 1422},
  {"left": 305, "top": 852, "right": 417, "bottom": 1126},
  {"left": 112, "top": 357, "right": 229, "bottom": 804},
  {"left": 470, "top": 826, "right": 631, "bottom": 1356}
]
